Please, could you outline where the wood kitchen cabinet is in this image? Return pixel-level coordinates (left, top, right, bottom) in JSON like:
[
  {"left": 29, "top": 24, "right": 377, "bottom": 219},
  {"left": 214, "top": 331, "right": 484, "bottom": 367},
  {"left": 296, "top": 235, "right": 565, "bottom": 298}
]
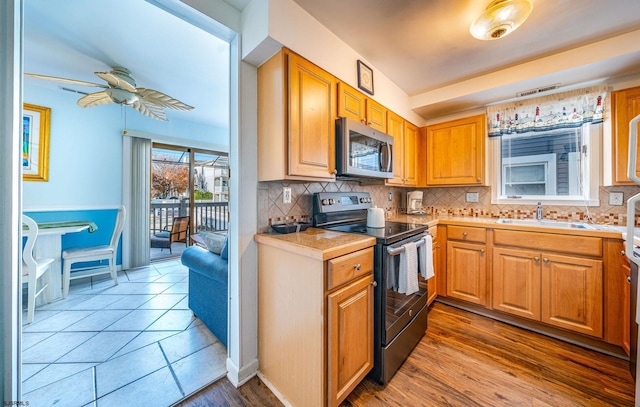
[
  {"left": 258, "top": 48, "right": 337, "bottom": 181},
  {"left": 386, "top": 112, "right": 419, "bottom": 187},
  {"left": 337, "top": 81, "right": 386, "bottom": 132},
  {"left": 611, "top": 85, "right": 640, "bottom": 184},
  {"left": 493, "top": 229, "right": 604, "bottom": 338},
  {"left": 256, "top": 232, "right": 374, "bottom": 407},
  {"left": 426, "top": 114, "right": 485, "bottom": 186},
  {"left": 446, "top": 226, "right": 487, "bottom": 306},
  {"left": 492, "top": 247, "right": 541, "bottom": 321}
]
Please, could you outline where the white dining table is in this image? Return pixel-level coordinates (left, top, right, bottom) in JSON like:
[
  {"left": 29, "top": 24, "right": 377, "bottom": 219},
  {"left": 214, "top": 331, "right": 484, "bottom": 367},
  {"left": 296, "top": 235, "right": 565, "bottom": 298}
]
[{"left": 34, "top": 222, "right": 93, "bottom": 303}]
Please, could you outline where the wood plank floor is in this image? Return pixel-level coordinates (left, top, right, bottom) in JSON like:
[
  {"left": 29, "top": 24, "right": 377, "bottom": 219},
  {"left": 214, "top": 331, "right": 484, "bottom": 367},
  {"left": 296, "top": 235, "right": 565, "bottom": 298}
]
[{"left": 176, "top": 302, "right": 635, "bottom": 407}]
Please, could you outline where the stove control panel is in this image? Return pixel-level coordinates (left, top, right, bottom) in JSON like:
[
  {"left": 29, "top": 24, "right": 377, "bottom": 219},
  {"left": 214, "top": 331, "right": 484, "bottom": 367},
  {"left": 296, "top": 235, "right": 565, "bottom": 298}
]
[{"left": 313, "top": 192, "right": 373, "bottom": 214}]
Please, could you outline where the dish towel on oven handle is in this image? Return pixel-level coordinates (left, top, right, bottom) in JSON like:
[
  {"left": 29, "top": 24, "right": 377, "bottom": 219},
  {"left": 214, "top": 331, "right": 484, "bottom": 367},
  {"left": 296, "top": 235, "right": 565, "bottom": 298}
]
[
  {"left": 418, "top": 234, "right": 435, "bottom": 280},
  {"left": 398, "top": 241, "right": 419, "bottom": 295}
]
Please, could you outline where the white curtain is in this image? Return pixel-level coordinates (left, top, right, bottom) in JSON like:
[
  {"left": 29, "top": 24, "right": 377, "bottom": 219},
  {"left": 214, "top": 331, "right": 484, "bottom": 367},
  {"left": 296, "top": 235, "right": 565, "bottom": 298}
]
[
  {"left": 487, "top": 84, "right": 608, "bottom": 137},
  {"left": 122, "top": 134, "right": 151, "bottom": 269}
]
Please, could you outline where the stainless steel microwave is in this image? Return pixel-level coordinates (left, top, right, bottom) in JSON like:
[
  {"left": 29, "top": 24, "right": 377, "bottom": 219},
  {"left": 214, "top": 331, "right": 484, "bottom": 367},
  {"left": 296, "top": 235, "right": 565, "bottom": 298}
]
[{"left": 336, "top": 117, "right": 394, "bottom": 179}]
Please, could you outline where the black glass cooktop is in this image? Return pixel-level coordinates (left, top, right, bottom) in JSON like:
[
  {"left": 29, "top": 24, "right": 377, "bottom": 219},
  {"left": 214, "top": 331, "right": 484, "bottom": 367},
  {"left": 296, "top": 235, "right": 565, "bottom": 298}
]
[{"left": 325, "top": 221, "right": 428, "bottom": 244}]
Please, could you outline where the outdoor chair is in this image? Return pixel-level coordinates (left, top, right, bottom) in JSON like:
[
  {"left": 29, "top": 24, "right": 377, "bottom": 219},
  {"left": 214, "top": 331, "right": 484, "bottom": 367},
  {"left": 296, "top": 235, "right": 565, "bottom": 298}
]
[{"left": 150, "top": 216, "right": 189, "bottom": 254}]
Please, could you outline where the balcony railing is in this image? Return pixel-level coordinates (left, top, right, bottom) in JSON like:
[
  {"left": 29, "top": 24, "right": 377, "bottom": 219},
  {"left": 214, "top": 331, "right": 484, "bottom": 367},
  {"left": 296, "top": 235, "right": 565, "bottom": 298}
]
[{"left": 151, "top": 200, "right": 229, "bottom": 236}]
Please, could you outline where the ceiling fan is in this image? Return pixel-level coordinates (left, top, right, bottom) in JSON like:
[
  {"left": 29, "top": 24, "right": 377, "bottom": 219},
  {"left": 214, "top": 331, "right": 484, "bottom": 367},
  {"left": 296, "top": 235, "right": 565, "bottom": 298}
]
[{"left": 25, "top": 66, "right": 194, "bottom": 121}]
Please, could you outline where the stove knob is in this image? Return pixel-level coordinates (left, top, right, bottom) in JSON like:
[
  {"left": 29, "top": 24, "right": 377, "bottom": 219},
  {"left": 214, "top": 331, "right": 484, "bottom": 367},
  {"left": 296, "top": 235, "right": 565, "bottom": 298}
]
[
  {"left": 360, "top": 197, "right": 365, "bottom": 203},
  {"left": 329, "top": 199, "right": 335, "bottom": 205},
  {"left": 321, "top": 199, "right": 328, "bottom": 205},
  {"left": 367, "top": 198, "right": 372, "bottom": 203}
]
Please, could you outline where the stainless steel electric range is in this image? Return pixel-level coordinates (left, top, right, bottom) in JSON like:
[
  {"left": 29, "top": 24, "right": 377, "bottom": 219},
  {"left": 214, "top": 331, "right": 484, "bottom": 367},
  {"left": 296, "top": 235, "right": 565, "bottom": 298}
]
[{"left": 313, "top": 191, "right": 429, "bottom": 384}]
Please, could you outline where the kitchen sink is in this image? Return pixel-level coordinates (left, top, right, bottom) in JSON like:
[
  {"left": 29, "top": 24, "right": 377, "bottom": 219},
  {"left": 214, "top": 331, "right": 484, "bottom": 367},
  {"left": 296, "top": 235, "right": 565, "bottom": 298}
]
[{"left": 495, "top": 218, "right": 597, "bottom": 230}]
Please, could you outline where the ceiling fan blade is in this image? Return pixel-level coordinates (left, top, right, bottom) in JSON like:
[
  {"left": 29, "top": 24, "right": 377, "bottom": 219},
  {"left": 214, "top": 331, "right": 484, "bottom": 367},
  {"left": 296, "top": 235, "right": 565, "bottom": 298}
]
[
  {"left": 25, "top": 73, "right": 107, "bottom": 88},
  {"left": 136, "top": 88, "right": 194, "bottom": 111},
  {"left": 95, "top": 71, "right": 137, "bottom": 93},
  {"left": 77, "top": 91, "right": 113, "bottom": 108},
  {"left": 132, "top": 98, "right": 168, "bottom": 121}
]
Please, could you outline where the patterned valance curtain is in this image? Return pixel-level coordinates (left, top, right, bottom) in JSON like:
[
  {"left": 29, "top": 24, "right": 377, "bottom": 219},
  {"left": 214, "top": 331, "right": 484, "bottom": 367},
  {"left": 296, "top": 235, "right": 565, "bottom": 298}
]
[{"left": 487, "top": 84, "right": 608, "bottom": 137}]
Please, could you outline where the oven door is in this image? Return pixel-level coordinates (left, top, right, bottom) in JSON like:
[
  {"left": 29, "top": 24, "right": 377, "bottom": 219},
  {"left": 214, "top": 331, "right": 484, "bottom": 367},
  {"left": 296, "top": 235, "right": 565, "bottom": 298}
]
[{"left": 382, "top": 232, "right": 429, "bottom": 345}]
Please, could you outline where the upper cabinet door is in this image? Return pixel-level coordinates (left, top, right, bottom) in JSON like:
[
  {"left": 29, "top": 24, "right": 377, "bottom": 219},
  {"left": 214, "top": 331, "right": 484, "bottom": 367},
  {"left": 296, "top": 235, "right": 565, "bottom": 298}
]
[
  {"left": 288, "top": 53, "right": 337, "bottom": 179},
  {"left": 337, "top": 82, "right": 366, "bottom": 124},
  {"left": 403, "top": 121, "right": 418, "bottom": 186},
  {"left": 386, "top": 111, "right": 405, "bottom": 186},
  {"left": 612, "top": 86, "right": 640, "bottom": 184},
  {"left": 366, "top": 98, "right": 387, "bottom": 133},
  {"left": 426, "top": 114, "right": 485, "bottom": 186}
]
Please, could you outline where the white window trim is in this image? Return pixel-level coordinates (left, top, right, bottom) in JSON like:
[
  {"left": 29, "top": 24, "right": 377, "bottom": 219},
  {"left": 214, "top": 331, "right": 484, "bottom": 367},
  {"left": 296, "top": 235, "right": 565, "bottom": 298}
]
[{"left": 489, "top": 124, "right": 601, "bottom": 206}]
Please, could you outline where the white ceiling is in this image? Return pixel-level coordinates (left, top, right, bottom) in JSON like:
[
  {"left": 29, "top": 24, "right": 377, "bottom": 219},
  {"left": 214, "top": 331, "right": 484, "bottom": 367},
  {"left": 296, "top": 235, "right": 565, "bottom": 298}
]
[
  {"left": 24, "top": 0, "right": 640, "bottom": 124},
  {"left": 24, "top": 0, "right": 230, "bottom": 128}
]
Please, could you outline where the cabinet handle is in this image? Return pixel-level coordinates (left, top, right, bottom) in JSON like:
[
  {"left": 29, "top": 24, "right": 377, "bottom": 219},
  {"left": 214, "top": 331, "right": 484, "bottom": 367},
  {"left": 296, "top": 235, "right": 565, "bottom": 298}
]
[
  {"left": 622, "top": 250, "right": 626, "bottom": 256},
  {"left": 628, "top": 276, "right": 632, "bottom": 283},
  {"left": 361, "top": 118, "right": 367, "bottom": 124},
  {"left": 368, "top": 121, "right": 372, "bottom": 125},
  {"left": 480, "top": 249, "right": 485, "bottom": 255},
  {"left": 332, "top": 169, "right": 338, "bottom": 175},
  {"left": 409, "top": 309, "right": 413, "bottom": 317},
  {"left": 476, "top": 177, "right": 481, "bottom": 182},
  {"left": 435, "top": 245, "right": 441, "bottom": 249},
  {"left": 354, "top": 264, "right": 361, "bottom": 271},
  {"left": 371, "top": 280, "right": 378, "bottom": 287},
  {"left": 534, "top": 256, "right": 540, "bottom": 262},
  {"left": 543, "top": 258, "right": 549, "bottom": 263},
  {"left": 462, "top": 232, "right": 468, "bottom": 237}
]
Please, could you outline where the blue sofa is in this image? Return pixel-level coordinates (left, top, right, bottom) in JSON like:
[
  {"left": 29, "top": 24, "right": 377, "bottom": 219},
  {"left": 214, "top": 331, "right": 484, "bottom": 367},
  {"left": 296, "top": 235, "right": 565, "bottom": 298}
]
[{"left": 181, "top": 237, "right": 228, "bottom": 348}]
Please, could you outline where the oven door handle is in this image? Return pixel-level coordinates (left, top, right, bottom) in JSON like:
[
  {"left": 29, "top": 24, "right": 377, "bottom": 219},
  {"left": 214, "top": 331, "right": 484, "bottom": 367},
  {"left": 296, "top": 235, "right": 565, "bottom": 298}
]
[{"left": 387, "top": 233, "right": 431, "bottom": 256}]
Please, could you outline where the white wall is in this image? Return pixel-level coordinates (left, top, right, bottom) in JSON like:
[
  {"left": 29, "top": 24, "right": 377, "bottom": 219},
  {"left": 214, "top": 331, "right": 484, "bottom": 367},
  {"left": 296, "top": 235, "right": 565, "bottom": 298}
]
[{"left": 22, "top": 83, "right": 228, "bottom": 210}]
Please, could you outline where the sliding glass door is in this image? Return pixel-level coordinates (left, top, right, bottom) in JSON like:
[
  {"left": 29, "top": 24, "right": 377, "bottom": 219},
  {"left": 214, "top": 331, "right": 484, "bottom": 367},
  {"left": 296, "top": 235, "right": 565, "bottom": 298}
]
[{"left": 151, "top": 144, "right": 229, "bottom": 261}]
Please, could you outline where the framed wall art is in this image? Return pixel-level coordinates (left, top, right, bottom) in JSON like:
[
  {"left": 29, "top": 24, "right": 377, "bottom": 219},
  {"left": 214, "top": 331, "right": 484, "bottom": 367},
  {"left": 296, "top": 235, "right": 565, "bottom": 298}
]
[
  {"left": 22, "top": 103, "right": 51, "bottom": 182},
  {"left": 357, "top": 60, "right": 374, "bottom": 95}
]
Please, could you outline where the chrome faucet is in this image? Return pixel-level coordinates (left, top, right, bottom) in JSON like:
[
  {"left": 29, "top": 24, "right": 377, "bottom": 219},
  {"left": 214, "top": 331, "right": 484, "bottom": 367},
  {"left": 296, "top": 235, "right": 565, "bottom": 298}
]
[{"left": 536, "top": 202, "right": 543, "bottom": 220}]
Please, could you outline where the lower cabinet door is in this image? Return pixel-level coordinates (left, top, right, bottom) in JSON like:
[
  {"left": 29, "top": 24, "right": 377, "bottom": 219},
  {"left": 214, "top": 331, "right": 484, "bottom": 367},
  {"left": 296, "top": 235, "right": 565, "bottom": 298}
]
[
  {"left": 447, "top": 241, "right": 487, "bottom": 306},
  {"left": 541, "top": 254, "right": 603, "bottom": 338},
  {"left": 327, "top": 274, "right": 374, "bottom": 407},
  {"left": 492, "top": 247, "right": 541, "bottom": 320}
]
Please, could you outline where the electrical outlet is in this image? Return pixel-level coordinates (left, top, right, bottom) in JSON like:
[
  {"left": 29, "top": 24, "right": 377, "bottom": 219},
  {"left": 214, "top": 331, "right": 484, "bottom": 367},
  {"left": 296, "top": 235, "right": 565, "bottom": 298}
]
[
  {"left": 466, "top": 192, "right": 479, "bottom": 203},
  {"left": 388, "top": 191, "right": 393, "bottom": 202},
  {"left": 609, "top": 192, "right": 624, "bottom": 206},
  {"left": 283, "top": 187, "right": 292, "bottom": 204}
]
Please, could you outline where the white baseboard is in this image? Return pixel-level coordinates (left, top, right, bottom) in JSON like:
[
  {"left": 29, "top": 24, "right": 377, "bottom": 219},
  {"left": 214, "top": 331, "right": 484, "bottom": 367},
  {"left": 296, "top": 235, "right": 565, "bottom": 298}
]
[{"left": 226, "top": 356, "right": 258, "bottom": 387}]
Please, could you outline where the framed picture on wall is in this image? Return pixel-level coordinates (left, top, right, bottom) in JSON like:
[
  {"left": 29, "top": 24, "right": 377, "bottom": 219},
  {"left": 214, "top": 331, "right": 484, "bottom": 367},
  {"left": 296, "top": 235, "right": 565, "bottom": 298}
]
[
  {"left": 22, "top": 103, "right": 51, "bottom": 182},
  {"left": 357, "top": 60, "right": 374, "bottom": 95}
]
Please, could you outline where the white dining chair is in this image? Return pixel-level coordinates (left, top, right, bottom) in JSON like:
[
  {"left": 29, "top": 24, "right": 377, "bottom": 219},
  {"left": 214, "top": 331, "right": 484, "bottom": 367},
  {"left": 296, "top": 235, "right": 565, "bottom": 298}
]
[
  {"left": 61, "top": 205, "right": 126, "bottom": 298},
  {"left": 22, "top": 215, "right": 55, "bottom": 324}
]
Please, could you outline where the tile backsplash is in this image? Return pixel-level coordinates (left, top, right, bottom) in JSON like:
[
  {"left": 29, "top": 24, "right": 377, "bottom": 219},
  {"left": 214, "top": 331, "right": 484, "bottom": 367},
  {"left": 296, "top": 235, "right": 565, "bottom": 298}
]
[{"left": 257, "top": 181, "right": 640, "bottom": 233}]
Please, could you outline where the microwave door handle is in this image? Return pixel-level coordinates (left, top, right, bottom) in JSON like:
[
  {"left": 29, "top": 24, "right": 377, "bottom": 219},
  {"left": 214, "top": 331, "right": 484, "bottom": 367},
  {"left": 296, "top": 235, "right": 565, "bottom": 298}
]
[
  {"left": 628, "top": 114, "right": 640, "bottom": 184},
  {"left": 386, "top": 142, "right": 392, "bottom": 172},
  {"left": 378, "top": 144, "right": 384, "bottom": 171},
  {"left": 627, "top": 193, "right": 640, "bottom": 267}
]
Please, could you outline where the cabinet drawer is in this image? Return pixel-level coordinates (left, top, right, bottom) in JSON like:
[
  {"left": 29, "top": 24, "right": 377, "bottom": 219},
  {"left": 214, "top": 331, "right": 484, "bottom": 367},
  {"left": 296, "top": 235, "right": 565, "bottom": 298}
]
[
  {"left": 493, "top": 229, "right": 602, "bottom": 257},
  {"left": 447, "top": 225, "right": 486, "bottom": 243},
  {"left": 327, "top": 247, "right": 373, "bottom": 291}
]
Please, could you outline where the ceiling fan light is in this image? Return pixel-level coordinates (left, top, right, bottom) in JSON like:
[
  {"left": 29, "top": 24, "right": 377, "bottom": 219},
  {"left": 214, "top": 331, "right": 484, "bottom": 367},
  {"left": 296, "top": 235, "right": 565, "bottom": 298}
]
[
  {"left": 470, "top": 0, "right": 532, "bottom": 40},
  {"left": 105, "top": 88, "right": 138, "bottom": 105}
]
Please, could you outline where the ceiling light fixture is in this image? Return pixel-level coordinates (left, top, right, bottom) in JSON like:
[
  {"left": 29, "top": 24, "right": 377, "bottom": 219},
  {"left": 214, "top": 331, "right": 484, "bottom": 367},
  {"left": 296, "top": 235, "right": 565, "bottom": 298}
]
[{"left": 470, "top": 0, "right": 533, "bottom": 40}]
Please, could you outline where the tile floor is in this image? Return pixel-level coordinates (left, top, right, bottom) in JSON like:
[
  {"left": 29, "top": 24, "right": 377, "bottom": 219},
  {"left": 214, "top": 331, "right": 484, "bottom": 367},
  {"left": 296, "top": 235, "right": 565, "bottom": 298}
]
[{"left": 21, "top": 259, "right": 227, "bottom": 407}]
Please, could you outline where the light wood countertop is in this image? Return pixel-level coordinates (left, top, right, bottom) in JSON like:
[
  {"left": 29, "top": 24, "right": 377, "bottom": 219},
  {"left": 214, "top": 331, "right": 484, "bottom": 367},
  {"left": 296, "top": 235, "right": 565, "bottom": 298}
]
[
  {"left": 386, "top": 214, "right": 627, "bottom": 240},
  {"left": 254, "top": 228, "right": 376, "bottom": 261}
]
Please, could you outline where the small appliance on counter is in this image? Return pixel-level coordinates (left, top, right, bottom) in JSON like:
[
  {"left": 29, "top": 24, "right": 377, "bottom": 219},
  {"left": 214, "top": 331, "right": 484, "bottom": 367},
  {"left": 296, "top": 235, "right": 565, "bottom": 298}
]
[
  {"left": 271, "top": 222, "right": 311, "bottom": 234},
  {"left": 406, "top": 191, "right": 426, "bottom": 215}
]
